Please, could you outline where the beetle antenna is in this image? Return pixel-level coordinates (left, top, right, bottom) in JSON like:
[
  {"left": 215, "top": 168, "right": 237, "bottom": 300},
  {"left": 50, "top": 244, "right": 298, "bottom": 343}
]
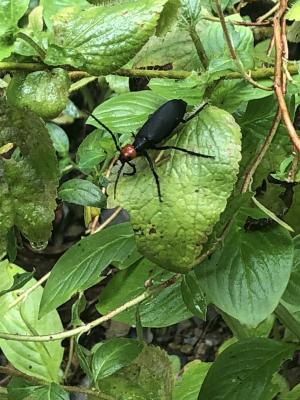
[
  {"left": 114, "top": 162, "right": 125, "bottom": 199},
  {"left": 86, "top": 112, "right": 121, "bottom": 152}
]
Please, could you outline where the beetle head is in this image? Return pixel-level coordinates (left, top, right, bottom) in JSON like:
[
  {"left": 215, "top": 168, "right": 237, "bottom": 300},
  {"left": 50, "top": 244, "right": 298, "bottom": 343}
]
[{"left": 119, "top": 144, "right": 137, "bottom": 163}]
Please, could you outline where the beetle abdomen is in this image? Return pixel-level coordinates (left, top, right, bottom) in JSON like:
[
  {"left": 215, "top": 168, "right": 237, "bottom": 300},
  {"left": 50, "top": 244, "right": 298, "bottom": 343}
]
[{"left": 134, "top": 99, "right": 187, "bottom": 152}]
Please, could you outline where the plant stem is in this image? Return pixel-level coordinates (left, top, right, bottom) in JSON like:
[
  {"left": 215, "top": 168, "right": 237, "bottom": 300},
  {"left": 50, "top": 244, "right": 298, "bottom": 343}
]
[
  {"left": 7, "top": 272, "right": 50, "bottom": 311},
  {"left": 273, "top": 2, "right": 300, "bottom": 152},
  {"left": 214, "top": 0, "right": 272, "bottom": 91},
  {"left": 16, "top": 33, "right": 46, "bottom": 59},
  {"left": 0, "top": 275, "right": 180, "bottom": 342},
  {"left": 0, "top": 366, "right": 114, "bottom": 400},
  {"left": 241, "top": 108, "right": 282, "bottom": 193},
  {"left": 189, "top": 26, "right": 209, "bottom": 69},
  {"left": 0, "top": 62, "right": 299, "bottom": 82}
]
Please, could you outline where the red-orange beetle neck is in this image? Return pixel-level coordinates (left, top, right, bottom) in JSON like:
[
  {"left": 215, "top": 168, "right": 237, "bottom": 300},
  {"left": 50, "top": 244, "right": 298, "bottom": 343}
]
[{"left": 120, "top": 144, "right": 137, "bottom": 162}]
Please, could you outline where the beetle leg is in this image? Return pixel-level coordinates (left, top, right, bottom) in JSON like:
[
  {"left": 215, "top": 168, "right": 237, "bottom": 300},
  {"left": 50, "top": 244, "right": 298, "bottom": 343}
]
[
  {"left": 124, "top": 161, "right": 137, "bottom": 176},
  {"left": 114, "top": 162, "right": 125, "bottom": 199},
  {"left": 182, "top": 102, "right": 208, "bottom": 123},
  {"left": 144, "top": 151, "right": 163, "bottom": 202},
  {"left": 153, "top": 145, "right": 214, "bottom": 159}
]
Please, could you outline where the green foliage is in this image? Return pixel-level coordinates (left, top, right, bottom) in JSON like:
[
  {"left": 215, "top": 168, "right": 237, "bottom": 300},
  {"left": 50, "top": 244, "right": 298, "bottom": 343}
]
[
  {"left": 173, "top": 360, "right": 210, "bottom": 400},
  {"left": 198, "top": 338, "right": 296, "bottom": 400},
  {"left": 7, "top": 69, "right": 70, "bottom": 119},
  {"left": 195, "top": 217, "right": 294, "bottom": 326},
  {"left": 8, "top": 378, "right": 69, "bottom": 400},
  {"left": 108, "top": 105, "right": 241, "bottom": 272},
  {"left": 0, "top": 1, "right": 300, "bottom": 399},
  {"left": 58, "top": 178, "right": 106, "bottom": 207},
  {"left": 0, "top": 0, "right": 30, "bottom": 59},
  {"left": 94, "top": 345, "right": 173, "bottom": 399},
  {"left": 0, "top": 261, "right": 63, "bottom": 382},
  {"left": 287, "top": 0, "right": 300, "bottom": 20},
  {"left": 97, "top": 258, "right": 192, "bottom": 327},
  {"left": 91, "top": 338, "right": 144, "bottom": 381},
  {"left": 39, "top": 223, "right": 137, "bottom": 316},
  {"left": 0, "top": 100, "right": 59, "bottom": 255},
  {"left": 45, "top": 0, "right": 169, "bottom": 74}
]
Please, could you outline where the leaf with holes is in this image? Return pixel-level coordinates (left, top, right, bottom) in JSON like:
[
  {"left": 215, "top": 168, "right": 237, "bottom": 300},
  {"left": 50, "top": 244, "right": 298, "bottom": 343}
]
[
  {"left": 107, "top": 104, "right": 241, "bottom": 273},
  {"left": 0, "top": 100, "right": 59, "bottom": 255}
]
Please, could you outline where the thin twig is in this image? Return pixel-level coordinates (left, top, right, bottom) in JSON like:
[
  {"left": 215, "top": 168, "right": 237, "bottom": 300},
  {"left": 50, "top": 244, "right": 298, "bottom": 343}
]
[
  {"left": 215, "top": 0, "right": 272, "bottom": 91},
  {"left": 241, "top": 109, "right": 282, "bottom": 193},
  {"left": 0, "top": 275, "right": 179, "bottom": 342},
  {"left": 1, "top": 62, "right": 300, "bottom": 82},
  {"left": 93, "top": 207, "right": 122, "bottom": 235},
  {"left": 63, "top": 336, "right": 74, "bottom": 382},
  {"left": 189, "top": 27, "right": 209, "bottom": 69},
  {"left": 7, "top": 272, "right": 50, "bottom": 311},
  {"left": 273, "top": 4, "right": 300, "bottom": 152},
  {"left": 257, "top": 2, "right": 280, "bottom": 22},
  {"left": 288, "top": 149, "right": 299, "bottom": 182},
  {"left": 0, "top": 366, "right": 114, "bottom": 400},
  {"left": 204, "top": 16, "right": 272, "bottom": 26}
]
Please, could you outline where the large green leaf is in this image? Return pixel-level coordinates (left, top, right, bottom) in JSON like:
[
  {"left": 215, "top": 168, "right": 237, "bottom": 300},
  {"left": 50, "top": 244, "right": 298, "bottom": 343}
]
[
  {"left": 94, "top": 345, "right": 173, "bottom": 400},
  {"left": 195, "top": 220, "right": 294, "bottom": 326},
  {"left": 201, "top": 14, "right": 254, "bottom": 74},
  {"left": 0, "top": 0, "right": 30, "bottom": 60},
  {"left": 280, "top": 236, "right": 300, "bottom": 322},
  {"left": 0, "top": 100, "right": 59, "bottom": 255},
  {"left": 97, "top": 258, "right": 192, "bottom": 327},
  {"left": 91, "top": 338, "right": 144, "bottom": 381},
  {"left": 198, "top": 338, "right": 295, "bottom": 400},
  {"left": 7, "top": 379, "right": 69, "bottom": 400},
  {"left": 173, "top": 360, "right": 211, "bottom": 400},
  {"left": 45, "top": 0, "right": 169, "bottom": 74},
  {"left": 132, "top": 27, "right": 201, "bottom": 70},
  {"left": 40, "top": 0, "right": 90, "bottom": 28},
  {"left": 108, "top": 105, "right": 241, "bottom": 273},
  {"left": 39, "top": 223, "right": 137, "bottom": 316},
  {"left": 0, "top": 261, "right": 63, "bottom": 382},
  {"left": 87, "top": 90, "right": 166, "bottom": 139}
]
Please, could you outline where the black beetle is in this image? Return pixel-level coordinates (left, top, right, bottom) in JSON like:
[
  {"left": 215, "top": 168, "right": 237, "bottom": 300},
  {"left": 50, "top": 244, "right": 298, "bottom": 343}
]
[{"left": 89, "top": 99, "right": 214, "bottom": 202}]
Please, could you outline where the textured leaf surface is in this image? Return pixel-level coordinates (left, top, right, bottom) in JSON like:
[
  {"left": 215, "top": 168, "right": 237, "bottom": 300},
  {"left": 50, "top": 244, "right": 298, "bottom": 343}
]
[
  {"left": 98, "top": 258, "right": 192, "bottom": 327},
  {"left": 173, "top": 360, "right": 210, "bottom": 400},
  {"left": 92, "top": 338, "right": 144, "bottom": 381},
  {"left": 45, "top": 0, "right": 168, "bottom": 74},
  {"left": 198, "top": 338, "right": 295, "bottom": 400},
  {"left": 0, "top": 100, "right": 59, "bottom": 254},
  {"left": 40, "top": 223, "right": 136, "bottom": 316},
  {"left": 40, "top": 0, "right": 90, "bottom": 28},
  {"left": 196, "top": 221, "right": 294, "bottom": 326},
  {"left": 0, "top": 261, "right": 63, "bottom": 382},
  {"left": 108, "top": 106, "right": 241, "bottom": 272},
  {"left": 7, "top": 69, "right": 70, "bottom": 120},
  {"left": 96, "top": 345, "right": 173, "bottom": 400}
]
